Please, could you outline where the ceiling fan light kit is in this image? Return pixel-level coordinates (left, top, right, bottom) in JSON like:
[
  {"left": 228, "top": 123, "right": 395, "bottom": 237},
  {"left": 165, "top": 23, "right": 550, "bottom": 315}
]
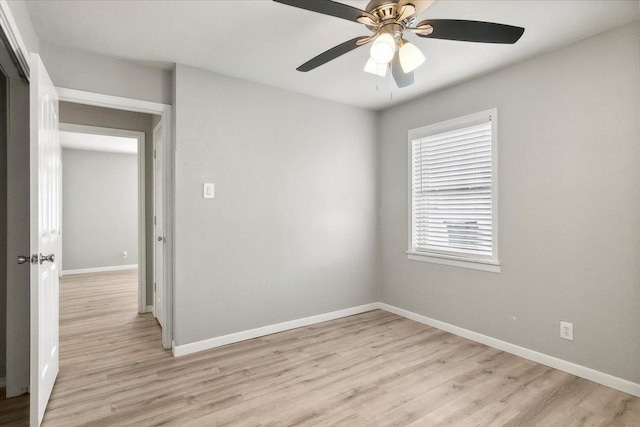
[
  {"left": 364, "top": 57, "right": 388, "bottom": 77},
  {"left": 274, "top": 0, "right": 525, "bottom": 88},
  {"left": 370, "top": 32, "right": 397, "bottom": 64},
  {"left": 398, "top": 39, "right": 425, "bottom": 72}
]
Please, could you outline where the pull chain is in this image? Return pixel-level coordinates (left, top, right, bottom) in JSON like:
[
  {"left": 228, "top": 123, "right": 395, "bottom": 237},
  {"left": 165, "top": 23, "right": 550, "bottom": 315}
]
[{"left": 389, "top": 63, "right": 394, "bottom": 101}]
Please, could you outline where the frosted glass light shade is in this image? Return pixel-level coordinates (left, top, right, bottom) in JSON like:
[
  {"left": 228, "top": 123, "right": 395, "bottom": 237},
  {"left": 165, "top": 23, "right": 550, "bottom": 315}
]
[
  {"left": 399, "top": 41, "right": 425, "bottom": 73},
  {"left": 364, "top": 58, "right": 387, "bottom": 77},
  {"left": 370, "top": 33, "right": 396, "bottom": 64}
]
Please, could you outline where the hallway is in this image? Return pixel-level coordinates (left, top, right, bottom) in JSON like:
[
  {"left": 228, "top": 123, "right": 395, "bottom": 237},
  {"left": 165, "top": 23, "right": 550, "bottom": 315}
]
[
  {"left": 0, "top": 269, "right": 161, "bottom": 426},
  {"left": 43, "top": 269, "right": 165, "bottom": 425}
]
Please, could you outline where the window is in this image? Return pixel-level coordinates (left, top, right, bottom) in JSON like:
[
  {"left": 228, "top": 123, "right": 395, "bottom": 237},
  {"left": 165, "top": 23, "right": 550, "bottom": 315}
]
[{"left": 408, "top": 109, "right": 500, "bottom": 273}]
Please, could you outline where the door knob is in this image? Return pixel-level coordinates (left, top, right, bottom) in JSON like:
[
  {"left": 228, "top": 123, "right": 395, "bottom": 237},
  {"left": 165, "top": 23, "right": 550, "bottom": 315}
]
[
  {"left": 158, "top": 236, "right": 164, "bottom": 242},
  {"left": 40, "top": 253, "right": 55, "bottom": 264},
  {"left": 18, "top": 254, "right": 37, "bottom": 265}
]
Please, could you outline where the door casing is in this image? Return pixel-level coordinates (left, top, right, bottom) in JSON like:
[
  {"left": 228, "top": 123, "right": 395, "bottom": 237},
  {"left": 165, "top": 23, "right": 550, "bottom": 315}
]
[{"left": 56, "top": 88, "right": 174, "bottom": 350}]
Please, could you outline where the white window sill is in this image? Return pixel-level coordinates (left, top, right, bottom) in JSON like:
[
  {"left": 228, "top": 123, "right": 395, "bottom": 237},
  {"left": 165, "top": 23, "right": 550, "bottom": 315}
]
[{"left": 406, "top": 251, "right": 501, "bottom": 273}]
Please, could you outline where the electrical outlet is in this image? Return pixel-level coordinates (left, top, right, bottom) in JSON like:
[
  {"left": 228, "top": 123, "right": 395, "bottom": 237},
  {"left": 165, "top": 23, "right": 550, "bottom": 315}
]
[{"left": 560, "top": 321, "right": 573, "bottom": 341}]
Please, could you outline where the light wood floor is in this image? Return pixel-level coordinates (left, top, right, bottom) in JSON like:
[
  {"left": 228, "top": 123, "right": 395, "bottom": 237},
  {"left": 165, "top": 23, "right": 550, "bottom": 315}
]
[{"left": 2, "top": 270, "right": 639, "bottom": 426}]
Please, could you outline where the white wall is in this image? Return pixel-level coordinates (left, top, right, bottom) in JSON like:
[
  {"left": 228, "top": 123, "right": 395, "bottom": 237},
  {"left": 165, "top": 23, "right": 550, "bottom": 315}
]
[
  {"left": 378, "top": 24, "right": 640, "bottom": 384},
  {"left": 173, "top": 64, "right": 379, "bottom": 346},
  {"left": 62, "top": 149, "right": 138, "bottom": 271}
]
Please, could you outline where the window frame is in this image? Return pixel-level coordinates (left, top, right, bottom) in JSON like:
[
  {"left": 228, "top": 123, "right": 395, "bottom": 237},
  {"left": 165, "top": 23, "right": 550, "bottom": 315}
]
[{"left": 406, "top": 108, "right": 500, "bottom": 273}]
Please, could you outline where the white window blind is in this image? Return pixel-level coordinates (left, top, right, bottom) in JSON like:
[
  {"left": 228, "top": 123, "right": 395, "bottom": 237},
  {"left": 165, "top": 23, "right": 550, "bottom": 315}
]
[{"left": 411, "top": 118, "right": 494, "bottom": 260}]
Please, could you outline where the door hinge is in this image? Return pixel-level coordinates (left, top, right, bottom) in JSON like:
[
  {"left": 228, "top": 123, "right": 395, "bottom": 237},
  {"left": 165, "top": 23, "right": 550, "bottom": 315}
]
[
  {"left": 154, "top": 215, "right": 156, "bottom": 225},
  {"left": 154, "top": 149, "right": 157, "bottom": 159},
  {"left": 154, "top": 282, "right": 157, "bottom": 292}
]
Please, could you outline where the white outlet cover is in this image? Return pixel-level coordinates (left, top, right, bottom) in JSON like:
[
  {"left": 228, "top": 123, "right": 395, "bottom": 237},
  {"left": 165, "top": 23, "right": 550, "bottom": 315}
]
[
  {"left": 560, "top": 321, "right": 574, "bottom": 341},
  {"left": 203, "top": 183, "right": 214, "bottom": 199}
]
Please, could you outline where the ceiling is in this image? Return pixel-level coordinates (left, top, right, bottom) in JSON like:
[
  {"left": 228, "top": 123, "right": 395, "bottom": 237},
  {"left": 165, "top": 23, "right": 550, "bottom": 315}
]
[
  {"left": 27, "top": 1, "right": 639, "bottom": 110},
  {"left": 60, "top": 131, "right": 138, "bottom": 154}
]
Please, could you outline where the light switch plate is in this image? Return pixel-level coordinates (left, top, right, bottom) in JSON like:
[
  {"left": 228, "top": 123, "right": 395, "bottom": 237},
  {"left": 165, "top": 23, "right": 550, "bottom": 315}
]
[{"left": 203, "top": 183, "right": 214, "bottom": 199}]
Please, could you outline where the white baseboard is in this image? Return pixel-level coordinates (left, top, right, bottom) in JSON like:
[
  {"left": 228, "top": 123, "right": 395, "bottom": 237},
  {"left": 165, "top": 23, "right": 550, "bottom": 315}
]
[
  {"left": 62, "top": 264, "right": 138, "bottom": 276},
  {"left": 379, "top": 303, "right": 640, "bottom": 398},
  {"left": 138, "top": 305, "right": 153, "bottom": 314},
  {"left": 172, "top": 303, "right": 380, "bottom": 357},
  {"left": 170, "top": 301, "right": 640, "bottom": 398},
  {"left": 0, "top": 377, "right": 5, "bottom": 388}
]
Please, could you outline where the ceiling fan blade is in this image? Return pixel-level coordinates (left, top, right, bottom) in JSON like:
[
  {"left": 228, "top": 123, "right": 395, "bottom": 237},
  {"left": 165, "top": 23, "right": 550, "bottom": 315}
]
[
  {"left": 297, "top": 37, "right": 369, "bottom": 72},
  {"left": 396, "top": 0, "right": 436, "bottom": 19},
  {"left": 391, "top": 54, "right": 415, "bottom": 88},
  {"left": 273, "top": 0, "right": 373, "bottom": 23},
  {"left": 416, "top": 19, "right": 525, "bottom": 44}
]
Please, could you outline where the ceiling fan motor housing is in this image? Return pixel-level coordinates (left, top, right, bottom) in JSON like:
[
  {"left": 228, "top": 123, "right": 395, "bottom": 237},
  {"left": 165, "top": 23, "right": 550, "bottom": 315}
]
[
  {"left": 366, "top": 0, "right": 398, "bottom": 17},
  {"left": 380, "top": 23, "right": 404, "bottom": 42},
  {"left": 365, "top": 1, "right": 417, "bottom": 33}
]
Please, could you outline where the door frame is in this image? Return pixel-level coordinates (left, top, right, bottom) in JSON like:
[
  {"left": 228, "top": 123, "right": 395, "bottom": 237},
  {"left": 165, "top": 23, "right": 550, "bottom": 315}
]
[
  {"left": 0, "top": 0, "right": 30, "bottom": 80},
  {"left": 58, "top": 123, "right": 147, "bottom": 313},
  {"left": 0, "top": 7, "right": 30, "bottom": 398},
  {"left": 56, "top": 88, "right": 174, "bottom": 350},
  {"left": 0, "top": 0, "right": 174, "bottom": 350}
]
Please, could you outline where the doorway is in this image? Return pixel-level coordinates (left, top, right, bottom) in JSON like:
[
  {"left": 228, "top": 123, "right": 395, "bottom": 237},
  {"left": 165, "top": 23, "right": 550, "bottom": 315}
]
[
  {"left": 55, "top": 93, "right": 173, "bottom": 350},
  {"left": 0, "top": 8, "right": 173, "bottom": 424},
  {"left": 59, "top": 123, "right": 148, "bottom": 310}
]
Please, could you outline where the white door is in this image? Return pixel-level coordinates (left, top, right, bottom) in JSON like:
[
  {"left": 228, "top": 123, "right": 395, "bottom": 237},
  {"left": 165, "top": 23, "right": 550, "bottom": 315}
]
[
  {"left": 153, "top": 122, "right": 164, "bottom": 327},
  {"left": 29, "top": 54, "right": 61, "bottom": 427}
]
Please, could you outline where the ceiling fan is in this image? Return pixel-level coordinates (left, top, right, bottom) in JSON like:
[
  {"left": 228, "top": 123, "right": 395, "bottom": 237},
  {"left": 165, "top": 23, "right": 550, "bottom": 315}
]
[{"left": 273, "top": 0, "right": 525, "bottom": 88}]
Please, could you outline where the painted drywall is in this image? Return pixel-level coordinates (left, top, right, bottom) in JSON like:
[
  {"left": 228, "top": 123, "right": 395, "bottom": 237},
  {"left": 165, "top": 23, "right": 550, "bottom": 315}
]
[
  {"left": 4, "top": 3, "right": 170, "bottom": 104},
  {"left": 5, "top": 0, "right": 39, "bottom": 54},
  {"left": 39, "top": 42, "right": 171, "bottom": 105},
  {"left": 59, "top": 102, "right": 159, "bottom": 304},
  {"left": 62, "top": 149, "right": 138, "bottom": 271},
  {"left": 378, "top": 24, "right": 640, "bottom": 384},
  {"left": 173, "top": 64, "right": 378, "bottom": 345}
]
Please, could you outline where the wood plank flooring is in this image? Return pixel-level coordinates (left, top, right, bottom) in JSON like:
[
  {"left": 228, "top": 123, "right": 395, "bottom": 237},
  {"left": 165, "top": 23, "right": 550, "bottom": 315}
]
[
  {"left": 0, "top": 388, "right": 28, "bottom": 426},
  {"left": 2, "top": 269, "right": 639, "bottom": 426}
]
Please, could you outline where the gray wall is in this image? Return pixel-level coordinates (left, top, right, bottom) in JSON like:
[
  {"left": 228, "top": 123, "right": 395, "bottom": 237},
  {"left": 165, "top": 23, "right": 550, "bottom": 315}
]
[
  {"left": 8, "top": 0, "right": 640, "bottom": 388},
  {"left": 59, "top": 102, "right": 159, "bottom": 305},
  {"left": 40, "top": 42, "right": 171, "bottom": 105},
  {"left": 378, "top": 24, "right": 640, "bottom": 383},
  {"left": 62, "top": 149, "right": 138, "bottom": 271},
  {"left": 173, "top": 64, "right": 378, "bottom": 345}
]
